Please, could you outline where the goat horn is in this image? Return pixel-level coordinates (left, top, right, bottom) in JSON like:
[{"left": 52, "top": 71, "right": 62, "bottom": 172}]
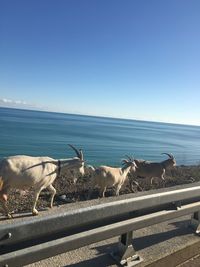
[
  {"left": 79, "top": 149, "right": 83, "bottom": 160},
  {"left": 68, "top": 144, "right": 81, "bottom": 159},
  {"left": 122, "top": 159, "right": 129, "bottom": 165},
  {"left": 125, "top": 155, "right": 132, "bottom": 161},
  {"left": 162, "top": 153, "right": 173, "bottom": 159}
]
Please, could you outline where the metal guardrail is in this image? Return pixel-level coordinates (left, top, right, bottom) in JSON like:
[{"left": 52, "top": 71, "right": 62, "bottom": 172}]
[{"left": 1, "top": 183, "right": 200, "bottom": 267}]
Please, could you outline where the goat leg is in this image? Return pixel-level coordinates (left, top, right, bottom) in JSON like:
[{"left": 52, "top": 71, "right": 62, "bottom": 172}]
[
  {"left": 100, "top": 186, "right": 107, "bottom": 198},
  {"left": 47, "top": 184, "right": 56, "bottom": 208},
  {"left": 2, "top": 201, "right": 13, "bottom": 219},
  {"left": 32, "top": 189, "right": 42, "bottom": 215},
  {"left": 0, "top": 193, "right": 13, "bottom": 219}
]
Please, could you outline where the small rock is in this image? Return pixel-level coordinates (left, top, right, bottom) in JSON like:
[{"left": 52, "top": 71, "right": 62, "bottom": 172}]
[
  {"left": 57, "top": 195, "right": 74, "bottom": 203},
  {"left": 59, "top": 194, "right": 67, "bottom": 201}
]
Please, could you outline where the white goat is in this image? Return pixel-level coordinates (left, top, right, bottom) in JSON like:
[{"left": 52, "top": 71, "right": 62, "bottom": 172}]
[
  {"left": 0, "top": 144, "right": 84, "bottom": 218},
  {"left": 88, "top": 157, "right": 137, "bottom": 198},
  {"left": 129, "top": 153, "right": 176, "bottom": 190}
]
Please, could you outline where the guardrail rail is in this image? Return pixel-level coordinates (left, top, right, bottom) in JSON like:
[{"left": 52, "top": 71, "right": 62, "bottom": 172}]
[{"left": 1, "top": 182, "right": 200, "bottom": 267}]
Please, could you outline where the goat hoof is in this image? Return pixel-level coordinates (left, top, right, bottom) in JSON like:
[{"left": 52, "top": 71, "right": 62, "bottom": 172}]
[{"left": 32, "top": 209, "right": 39, "bottom": 216}]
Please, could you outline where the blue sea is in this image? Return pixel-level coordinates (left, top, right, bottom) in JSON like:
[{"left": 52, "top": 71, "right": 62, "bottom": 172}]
[{"left": 0, "top": 107, "right": 199, "bottom": 166}]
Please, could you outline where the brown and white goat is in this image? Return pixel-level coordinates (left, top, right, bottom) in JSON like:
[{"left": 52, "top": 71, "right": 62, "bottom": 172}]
[{"left": 130, "top": 153, "right": 176, "bottom": 189}]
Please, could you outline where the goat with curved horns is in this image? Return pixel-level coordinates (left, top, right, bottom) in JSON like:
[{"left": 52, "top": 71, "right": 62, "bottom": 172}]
[
  {"left": 130, "top": 153, "right": 176, "bottom": 189},
  {"left": 0, "top": 144, "right": 84, "bottom": 218},
  {"left": 87, "top": 156, "right": 137, "bottom": 198}
]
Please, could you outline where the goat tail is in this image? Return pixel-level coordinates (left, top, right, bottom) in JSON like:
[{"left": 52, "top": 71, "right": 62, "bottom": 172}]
[{"left": 0, "top": 176, "right": 4, "bottom": 191}]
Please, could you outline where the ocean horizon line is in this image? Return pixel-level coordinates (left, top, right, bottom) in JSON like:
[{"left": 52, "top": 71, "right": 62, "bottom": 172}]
[{"left": 0, "top": 106, "right": 199, "bottom": 129}]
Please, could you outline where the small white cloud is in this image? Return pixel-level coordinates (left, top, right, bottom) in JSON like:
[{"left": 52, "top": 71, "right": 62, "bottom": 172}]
[
  {"left": 0, "top": 97, "right": 43, "bottom": 111},
  {"left": 15, "top": 100, "right": 25, "bottom": 105},
  {"left": 2, "top": 98, "right": 13, "bottom": 103},
  {"left": 0, "top": 98, "right": 27, "bottom": 105}
]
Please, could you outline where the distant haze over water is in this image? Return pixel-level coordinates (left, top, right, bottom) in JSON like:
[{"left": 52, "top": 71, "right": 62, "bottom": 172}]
[{"left": 0, "top": 107, "right": 199, "bottom": 166}]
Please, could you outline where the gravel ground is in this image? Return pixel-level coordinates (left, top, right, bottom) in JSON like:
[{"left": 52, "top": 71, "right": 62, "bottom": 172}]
[{"left": 1, "top": 165, "right": 200, "bottom": 215}]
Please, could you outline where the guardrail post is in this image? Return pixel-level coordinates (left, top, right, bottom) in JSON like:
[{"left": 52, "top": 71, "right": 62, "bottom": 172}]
[
  {"left": 111, "top": 231, "right": 142, "bottom": 266},
  {"left": 191, "top": 211, "right": 200, "bottom": 234}
]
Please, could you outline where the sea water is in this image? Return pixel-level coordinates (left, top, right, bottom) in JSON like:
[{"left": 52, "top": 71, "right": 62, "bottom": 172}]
[{"left": 0, "top": 107, "right": 199, "bottom": 166}]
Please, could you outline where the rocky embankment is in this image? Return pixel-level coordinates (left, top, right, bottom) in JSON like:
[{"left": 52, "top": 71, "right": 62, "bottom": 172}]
[{"left": 3, "top": 165, "right": 200, "bottom": 215}]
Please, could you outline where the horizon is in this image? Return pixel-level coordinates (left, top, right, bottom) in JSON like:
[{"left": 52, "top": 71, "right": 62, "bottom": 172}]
[
  {"left": 1, "top": 105, "right": 200, "bottom": 128},
  {"left": 1, "top": 1, "right": 200, "bottom": 126}
]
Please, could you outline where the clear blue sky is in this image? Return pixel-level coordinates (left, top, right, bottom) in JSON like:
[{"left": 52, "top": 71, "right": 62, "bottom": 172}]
[{"left": 0, "top": 0, "right": 200, "bottom": 125}]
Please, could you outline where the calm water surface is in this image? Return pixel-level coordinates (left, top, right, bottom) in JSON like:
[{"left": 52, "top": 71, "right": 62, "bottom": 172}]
[{"left": 0, "top": 107, "right": 199, "bottom": 165}]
